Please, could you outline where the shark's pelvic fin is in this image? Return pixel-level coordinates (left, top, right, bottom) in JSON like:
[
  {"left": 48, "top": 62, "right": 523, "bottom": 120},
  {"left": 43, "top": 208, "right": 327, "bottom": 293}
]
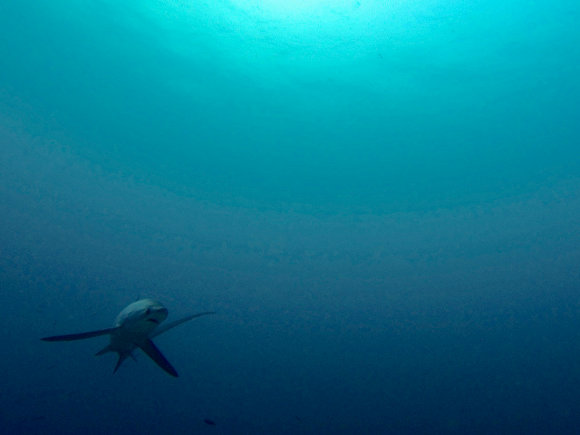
[
  {"left": 114, "top": 353, "right": 129, "bottom": 373},
  {"left": 95, "top": 345, "right": 112, "bottom": 356},
  {"left": 150, "top": 311, "right": 216, "bottom": 339},
  {"left": 139, "top": 339, "right": 179, "bottom": 377},
  {"left": 41, "top": 327, "right": 118, "bottom": 342}
]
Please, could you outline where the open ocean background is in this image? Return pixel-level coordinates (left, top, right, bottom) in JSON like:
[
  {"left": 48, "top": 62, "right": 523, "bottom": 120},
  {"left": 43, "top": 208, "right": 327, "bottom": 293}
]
[{"left": 1, "top": 1, "right": 579, "bottom": 433}]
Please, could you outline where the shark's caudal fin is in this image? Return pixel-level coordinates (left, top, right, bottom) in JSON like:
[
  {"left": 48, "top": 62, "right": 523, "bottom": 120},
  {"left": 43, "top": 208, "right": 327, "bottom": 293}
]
[
  {"left": 41, "top": 328, "right": 118, "bottom": 342},
  {"left": 139, "top": 339, "right": 179, "bottom": 377},
  {"left": 150, "top": 312, "right": 216, "bottom": 338}
]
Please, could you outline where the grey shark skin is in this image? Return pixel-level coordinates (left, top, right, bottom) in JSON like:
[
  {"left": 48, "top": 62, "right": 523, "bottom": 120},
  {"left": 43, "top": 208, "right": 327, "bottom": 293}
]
[{"left": 42, "top": 299, "right": 215, "bottom": 377}]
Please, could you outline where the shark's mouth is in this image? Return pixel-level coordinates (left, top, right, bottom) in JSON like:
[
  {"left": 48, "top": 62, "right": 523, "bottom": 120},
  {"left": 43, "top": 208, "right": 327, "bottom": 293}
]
[{"left": 147, "top": 319, "right": 160, "bottom": 324}]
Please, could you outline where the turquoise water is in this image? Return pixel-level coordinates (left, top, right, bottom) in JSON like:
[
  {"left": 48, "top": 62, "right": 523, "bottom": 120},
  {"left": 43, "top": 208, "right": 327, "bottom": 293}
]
[{"left": 1, "top": 1, "right": 579, "bottom": 433}]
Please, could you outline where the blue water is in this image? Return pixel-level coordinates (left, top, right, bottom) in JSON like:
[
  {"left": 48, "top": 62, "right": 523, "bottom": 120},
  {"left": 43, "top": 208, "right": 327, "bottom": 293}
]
[{"left": 1, "top": 1, "right": 579, "bottom": 433}]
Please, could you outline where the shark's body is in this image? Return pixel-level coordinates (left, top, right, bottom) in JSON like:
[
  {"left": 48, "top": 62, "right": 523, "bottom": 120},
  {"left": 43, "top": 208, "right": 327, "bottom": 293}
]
[{"left": 42, "top": 299, "right": 214, "bottom": 377}]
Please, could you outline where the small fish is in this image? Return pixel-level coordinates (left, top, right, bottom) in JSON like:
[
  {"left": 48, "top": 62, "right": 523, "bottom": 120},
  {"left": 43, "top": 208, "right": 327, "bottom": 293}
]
[{"left": 204, "top": 418, "right": 216, "bottom": 426}]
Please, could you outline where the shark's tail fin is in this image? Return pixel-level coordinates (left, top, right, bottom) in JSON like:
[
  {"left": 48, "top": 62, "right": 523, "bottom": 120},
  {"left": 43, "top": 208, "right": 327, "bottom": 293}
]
[{"left": 95, "top": 345, "right": 112, "bottom": 356}]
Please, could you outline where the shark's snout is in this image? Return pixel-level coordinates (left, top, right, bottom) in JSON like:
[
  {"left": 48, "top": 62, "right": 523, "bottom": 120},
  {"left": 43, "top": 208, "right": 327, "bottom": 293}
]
[
  {"left": 146, "top": 306, "right": 168, "bottom": 316},
  {"left": 144, "top": 306, "right": 168, "bottom": 325}
]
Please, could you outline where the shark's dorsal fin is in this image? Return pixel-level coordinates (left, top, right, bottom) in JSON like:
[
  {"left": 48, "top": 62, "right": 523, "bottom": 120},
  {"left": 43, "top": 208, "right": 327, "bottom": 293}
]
[
  {"left": 150, "top": 312, "right": 216, "bottom": 339},
  {"left": 139, "top": 339, "right": 178, "bottom": 377},
  {"left": 41, "top": 327, "right": 118, "bottom": 342}
]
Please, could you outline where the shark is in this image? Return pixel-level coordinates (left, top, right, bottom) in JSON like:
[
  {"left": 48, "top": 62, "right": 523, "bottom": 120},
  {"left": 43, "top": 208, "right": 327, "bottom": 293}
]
[{"left": 41, "top": 299, "right": 215, "bottom": 377}]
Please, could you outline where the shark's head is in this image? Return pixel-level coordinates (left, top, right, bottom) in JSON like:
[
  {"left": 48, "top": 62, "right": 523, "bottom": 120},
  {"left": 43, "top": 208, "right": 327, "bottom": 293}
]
[{"left": 114, "top": 299, "right": 168, "bottom": 335}]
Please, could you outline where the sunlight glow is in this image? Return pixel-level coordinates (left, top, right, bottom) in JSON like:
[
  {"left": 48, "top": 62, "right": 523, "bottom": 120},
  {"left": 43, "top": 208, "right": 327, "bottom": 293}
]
[{"left": 228, "top": 0, "right": 360, "bottom": 18}]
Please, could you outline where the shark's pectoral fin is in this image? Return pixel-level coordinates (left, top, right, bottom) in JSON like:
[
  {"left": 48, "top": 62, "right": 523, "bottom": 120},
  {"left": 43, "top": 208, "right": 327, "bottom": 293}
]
[
  {"left": 150, "top": 311, "right": 216, "bottom": 338},
  {"left": 41, "top": 327, "right": 118, "bottom": 342},
  {"left": 139, "top": 339, "right": 178, "bottom": 377}
]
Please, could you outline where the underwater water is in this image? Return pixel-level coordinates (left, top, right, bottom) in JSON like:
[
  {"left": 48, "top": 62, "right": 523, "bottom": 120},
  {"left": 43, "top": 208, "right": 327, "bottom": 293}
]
[{"left": 1, "top": 0, "right": 579, "bottom": 433}]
